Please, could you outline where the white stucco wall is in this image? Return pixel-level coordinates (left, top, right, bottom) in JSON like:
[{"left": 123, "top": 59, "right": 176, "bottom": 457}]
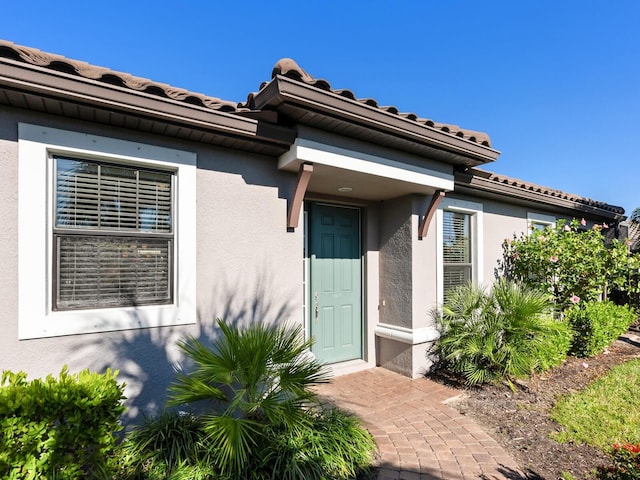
[
  {"left": 0, "top": 107, "right": 302, "bottom": 422},
  {"left": 0, "top": 106, "right": 616, "bottom": 393}
]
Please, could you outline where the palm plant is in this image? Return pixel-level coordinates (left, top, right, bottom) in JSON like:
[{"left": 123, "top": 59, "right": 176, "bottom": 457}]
[
  {"left": 436, "top": 279, "right": 564, "bottom": 386},
  {"left": 167, "top": 320, "right": 330, "bottom": 477}
]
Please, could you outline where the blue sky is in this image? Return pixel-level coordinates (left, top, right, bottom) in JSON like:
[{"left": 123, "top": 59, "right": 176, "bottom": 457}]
[{"left": 3, "top": 1, "right": 639, "bottom": 214}]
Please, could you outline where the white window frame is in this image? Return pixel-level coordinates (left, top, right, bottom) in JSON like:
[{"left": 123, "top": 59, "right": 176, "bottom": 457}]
[
  {"left": 436, "top": 198, "right": 483, "bottom": 306},
  {"left": 18, "top": 124, "right": 197, "bottom": 339},
  {"left": 527, "top": 212, "right": 556, "bottom": 234}
]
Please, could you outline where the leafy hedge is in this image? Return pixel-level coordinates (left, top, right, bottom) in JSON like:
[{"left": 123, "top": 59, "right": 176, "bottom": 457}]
[
  {"left": 566, "top": 301, "right": 638, "bottom": 357},
  {"left": 0, "top": 367, "right": 125, "bottom": 479},
  {"left": 531, "top": 319, "right": 573, "bottom": 371}
]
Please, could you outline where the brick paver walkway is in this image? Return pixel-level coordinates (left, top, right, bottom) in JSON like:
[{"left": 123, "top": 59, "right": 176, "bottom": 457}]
[{"left": 315, "top": 368, "right": 526, "bottom": 480}]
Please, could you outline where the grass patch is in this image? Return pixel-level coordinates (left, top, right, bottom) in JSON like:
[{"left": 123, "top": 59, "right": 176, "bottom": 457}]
[{"left": 551, "top": 358, "right": 640, "bottom": 449}]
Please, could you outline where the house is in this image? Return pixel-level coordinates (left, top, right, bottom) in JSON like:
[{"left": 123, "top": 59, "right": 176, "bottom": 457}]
[
  {"left": 0, "top": 41, "right": 625, "bottom": 420},
  {"left": 620, "top": 220, "right": 640, "bottom": 253}
]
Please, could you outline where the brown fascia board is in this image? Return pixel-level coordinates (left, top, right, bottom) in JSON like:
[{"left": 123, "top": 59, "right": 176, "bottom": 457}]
[
  {"left": 251, "top": 75, "right": 501, "bottom": 166},
  {"left": 0, "top": 58, "right": 295, "bottom": 147},
  {"left": 455, "top": 171, "right": 626, "bottom": 222}
]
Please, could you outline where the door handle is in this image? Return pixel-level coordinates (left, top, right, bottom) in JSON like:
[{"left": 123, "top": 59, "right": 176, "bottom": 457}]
[{"left": 314, "top": 292, "right": 319, "bottom": 319}]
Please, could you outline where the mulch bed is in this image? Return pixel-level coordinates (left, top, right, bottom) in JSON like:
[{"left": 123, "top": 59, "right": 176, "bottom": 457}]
[{"left": 440, "top": 332, "right": 640, "bottom": 480}]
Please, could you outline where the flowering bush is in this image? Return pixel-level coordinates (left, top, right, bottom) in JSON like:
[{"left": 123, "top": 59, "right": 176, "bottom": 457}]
[
  {"left": 597, "top": 443, "right": 640, "bottom": 480},
  {"left": 501, "top": 219, "right": 640, "bottom": 312}
]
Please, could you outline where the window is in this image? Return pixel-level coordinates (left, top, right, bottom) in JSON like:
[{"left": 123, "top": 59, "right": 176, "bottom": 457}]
[
  {"left": 527, "top": 212, "right": 556, "bottom": 234},
  {"left": 18, "top": 124, "right": 196, "bottom": 339},
  {"left": 436, "top": 199, "right": 483, "bottom": 304},
  {"left": 442, "top": 210, "right": 472, "bottom": 298},
  {"left": 54, "top": 157, "right": 173, "bottom": 310}
]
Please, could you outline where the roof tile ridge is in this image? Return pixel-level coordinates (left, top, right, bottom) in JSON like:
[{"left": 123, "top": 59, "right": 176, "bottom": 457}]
[
  {"left": 470, "top": 168, "right": 624, "bottom": 213},
  {"left": 0, "top": 39, "right": 241, "bottom": 113},
  {"left": 249, "top": 57, "right": 492, "bottom": 147}
]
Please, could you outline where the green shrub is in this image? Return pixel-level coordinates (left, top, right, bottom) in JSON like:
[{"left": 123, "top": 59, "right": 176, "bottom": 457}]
[
  {"left": 117, "top": 407, "right": 375, "bottom": 480},
  {"left": 436, "top": 280, "right": 567, "bottom": 386},
  {"left": 116, "top": 411, "right": 214, "bottom": 479},
  {"left": 115, "top": 321, "right": 375, "bottom": 479},
  {"left": 532, "top": 318, "right": 573, "bottom": 372},
  {"left": 257, "top": 407, "right": 375, "bottom": 480},
  {"left": 0, "top": 367, "right": 125, "bottom": 479},
  {"left": 567, "top": 301, "right": 637, "bottom": 357}
]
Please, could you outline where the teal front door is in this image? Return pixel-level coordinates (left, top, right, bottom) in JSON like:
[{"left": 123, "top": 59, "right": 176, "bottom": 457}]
[{"left": 309, "top": 204, "right": 362, "bottom": 364}]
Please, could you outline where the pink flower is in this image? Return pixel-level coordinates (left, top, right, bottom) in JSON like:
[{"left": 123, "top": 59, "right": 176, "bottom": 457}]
[
  {"left": 626, "top": 239, "right": 633, "bottom": 247},
  {"left": 563, "top": 225, "right": 571, "bottom": 232},
  {"left": 602, "top": 223, "right": 609, "bottom": 229},
  {"left": 570, "top": 294, "right": 580, "bottom": 304},
  {"left": 550, "top": 255, "right": 558, "bottom": 263},
  {"left": 539, "top": 235, "right": 547, "bottom": 242},
  {"left": 580, "top": 218, "right": 587, "bottom": 226}
]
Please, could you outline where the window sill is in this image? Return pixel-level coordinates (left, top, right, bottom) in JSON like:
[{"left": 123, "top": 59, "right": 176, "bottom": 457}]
[{"left": 19, "top": 304, "right": 195, "bottom": 340}]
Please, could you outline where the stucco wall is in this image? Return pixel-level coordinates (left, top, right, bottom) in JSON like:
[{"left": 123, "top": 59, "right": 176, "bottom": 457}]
[
  {"left": 445, "top": 193, "right": 588, "bottom": 290},
  {"left": 481, "top": 199, "right": 530, "bottom": 285},
  {"left": 379, "top": 195, "right": 413, "bottom": 329},
  {"left": 412, "top": 194, "right": 439, "bottom": 324},
  {"left": 0, "top": 107, "right": 302, "bottom": 422},
  {"left": 376, "top": 193, "right": 441, "bottom": 377},
  {"left": 1, "top": 105, "right": 618, "bottom": 393}
]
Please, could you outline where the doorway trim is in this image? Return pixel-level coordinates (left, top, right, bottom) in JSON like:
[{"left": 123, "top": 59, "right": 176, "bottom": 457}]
[{"left": 304, "top": 202, "right": 364, "bottom": 365}]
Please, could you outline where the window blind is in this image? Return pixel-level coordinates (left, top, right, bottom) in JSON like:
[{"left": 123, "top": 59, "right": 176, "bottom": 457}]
[
  {"left": 55, "top": 158, "right": 172, "bottom": 231},
  {"left": 54, "top": 157, "right": 173, "bottom": 310},
  {"left": 443, "top": 211, "right": 472, "bottom": 299},
  {"left": 56, "top": 236, "right": 171, "bottom": 309}
]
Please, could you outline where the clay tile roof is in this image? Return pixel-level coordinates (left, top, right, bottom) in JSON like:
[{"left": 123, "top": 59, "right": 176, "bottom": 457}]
[
  {"left": 260, "top": 58, "right": 493, "bottom": 148},
  {"left": 0, "top": 40, "right": 240, "bottom": 113},
  {"left": 482, "top": 170, "right": 625, "bottom": 215}
]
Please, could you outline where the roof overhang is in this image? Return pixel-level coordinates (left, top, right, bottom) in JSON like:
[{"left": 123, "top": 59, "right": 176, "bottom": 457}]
[
  {"left": 251, "top": 75, "right": 501, "bottom": 168},
  {"left": 0, "top": 56, "right": 295, "bottom": 156},
  {"left": 279, "top": 137, "right": 454, "bottom": 201},
  {"left": 455, "top": 170, "right": 626, "bottom": 222}
]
